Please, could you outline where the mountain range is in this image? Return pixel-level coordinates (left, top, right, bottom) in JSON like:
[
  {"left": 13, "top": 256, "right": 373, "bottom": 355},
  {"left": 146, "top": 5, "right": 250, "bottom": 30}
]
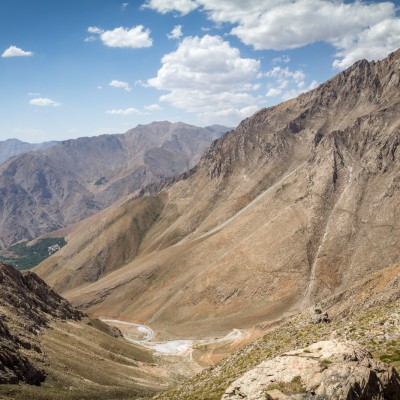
[
  {"left": 35, "top": 48, "right": 400, "bottom": 340},
  {"left": 2, "top": 48, "right": 400, "bottom": 400},
  {"left": 0, "top": 122, "right": 228, "bottom": 248},
  {"left": 0, "top": 138, "right": 58, "bottom": 164}
]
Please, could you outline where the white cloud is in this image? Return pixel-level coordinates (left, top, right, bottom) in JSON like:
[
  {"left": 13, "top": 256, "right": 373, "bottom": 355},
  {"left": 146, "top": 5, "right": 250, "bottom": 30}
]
[
  {"left": 2, "top": 45, "right": 33, "bottom": 58},
  {"left": 265, "top": 66, "right": 317, "bottom": 100},
  {"left": 149, "top": 35, "right": 259, "bottom": 92},
  {"left": 145, "top": 104, "right": 163, "bottom": 111},
  {"left": 121, "top": 2, "right": 129, "bottom": 10},
  {"left": 332, "top": 18, "right": 400, "bottom": 69},
  {"left": 142, "top": 0, "right": 198, "bottom": 15},
  {"left": 272, "top": 55, "right": 290, "bottom": 64},
  {"left": 168, "top": 25, "right": 183, "bottom": 40},
  {"left": 147, "top": 0, "right": 400, "bottom": 70},
  {"left": 97, "top": 86, "right": 103, "bottom": 90},
  {"left": 84, "top": 36, "right": 96, "bottom": 42},
  {"left": 109, "top": 80, "right": 131, "bottom": 91},
  {"left": 28, "top": 92, "right": 41, "bottom": 96},
  {"left": 148, "top": 35, "right": 261, "bottom": 125},
  {"left": 97, "top": 26, "right": 153, "bottom": 48},
  {"left": 88, "top": 26, "right": 104, "bottom": 34},
  {"left": 29, "top": 97, "right": 61, "bottom": 107},
  {"left": 106, "top": 108, "right": 141, "bottom": 115}
]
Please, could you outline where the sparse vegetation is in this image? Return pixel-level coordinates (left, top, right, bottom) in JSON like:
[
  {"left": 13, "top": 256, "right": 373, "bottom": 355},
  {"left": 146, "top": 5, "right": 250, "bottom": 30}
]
[
  {"left": 94, "top": 176, "right": 107, "bottom": 185},
  {"left": 266, "top": 375, "right": 306, "bottom": 395},
  {"left": 153, "top": 299, "right": 400, "bottom": 400}
]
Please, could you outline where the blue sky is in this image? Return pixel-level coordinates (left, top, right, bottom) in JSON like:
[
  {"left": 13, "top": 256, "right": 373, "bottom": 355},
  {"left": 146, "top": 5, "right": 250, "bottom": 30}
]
[{"left": 1, "top": 0, "right": 400, "bottom": 142}]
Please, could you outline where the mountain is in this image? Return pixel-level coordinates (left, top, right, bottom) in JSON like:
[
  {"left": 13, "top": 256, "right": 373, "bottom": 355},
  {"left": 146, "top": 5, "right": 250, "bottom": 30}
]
[
  {"left": 0, "top": 122, "right": 228, "bottom": 248},
  {"left": 155, "top": 262, "right": 400, "bottom": 399},
  {"left": 0, "top": 261, "right": 182, "bottom": 399},
  {"left": 36, "top": 49, "right": 400, "bottom": 340},
  {"left": 0, "top": 138, "right": 58, "bottom": 164}
]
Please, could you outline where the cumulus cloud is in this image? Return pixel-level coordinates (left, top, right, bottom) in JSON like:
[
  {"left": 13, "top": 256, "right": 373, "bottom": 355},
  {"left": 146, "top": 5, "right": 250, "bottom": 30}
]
[
  {"left": 88, "top": 26, "right": 104, "bottom": 34},
  {"left": 29, "top": 97, "right": 60, "bottom": 107},
  {"left": 168, "top": 25, "right": 183, "bottom": 40},
  {"left": 148, "top": 35, "right": 261, "bottom": 124},
  {"left": 109, "top": 80, "right": 131, "bottom": 91},
  {"left": 272, "top": 55, "right": 290, "bottom": 64},
  {"left": 2, "top": 45, "right": 33, "bottom": 58},
  {"left": 87, "top": 25, "right": 152, "bottom": 48},
  {"left": 332, "top": 18, "right": 400, "bottom": 69},
  {"left": 146, "top": 0, "right": 400, "bottom": 70},
  {"left": 265, "top": 66, "right": 318, "bottom": 100},
  {"left": 145, "top": 104, "right": 163, "bottom": 111},
  {"left": 142, "top": 0, "right": 198, "bottom": 15},
  {"left": 106, "top": 108, "right": 141, "bottom": 115}
]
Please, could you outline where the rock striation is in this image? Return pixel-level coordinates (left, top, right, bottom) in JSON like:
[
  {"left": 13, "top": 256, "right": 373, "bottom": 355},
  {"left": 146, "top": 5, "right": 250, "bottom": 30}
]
[
  {"left": 222, "top": 339, "right": 400, "bottom": 400},
  {"left": 0, "top": 262, "right": 82, "bottom": 384}
]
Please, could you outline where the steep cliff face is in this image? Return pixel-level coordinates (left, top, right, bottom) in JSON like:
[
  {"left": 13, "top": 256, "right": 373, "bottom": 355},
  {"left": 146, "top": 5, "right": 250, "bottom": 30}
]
[{"left": 37, "top": 49, "right": 400, "bottom": 337}]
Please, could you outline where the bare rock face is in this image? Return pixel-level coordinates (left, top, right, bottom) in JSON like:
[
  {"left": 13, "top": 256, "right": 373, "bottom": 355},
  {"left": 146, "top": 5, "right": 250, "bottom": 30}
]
[
  {"left": 0, "top": 262, "right": 82, "bottom": 384},
  {"left": 222, "top": 340, "right": 400, "bottom": 400}
]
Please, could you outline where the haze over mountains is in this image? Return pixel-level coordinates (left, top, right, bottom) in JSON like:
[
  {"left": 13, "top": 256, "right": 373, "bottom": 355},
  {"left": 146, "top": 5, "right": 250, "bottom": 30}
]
[
  {"left": 0, "top": 122, "right": 228, "bottom": 248},
  {"left": 36, "top": 49, "right": 400, "bottom": 340},
  {"left": 0, "top": 138, "right": 58, "bottom": 164}
]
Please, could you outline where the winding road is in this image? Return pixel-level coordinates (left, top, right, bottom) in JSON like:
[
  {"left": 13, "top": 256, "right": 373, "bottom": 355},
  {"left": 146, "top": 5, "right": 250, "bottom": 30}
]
[{"left": 101, "top": 319, "right": 154, "bottom": 341}]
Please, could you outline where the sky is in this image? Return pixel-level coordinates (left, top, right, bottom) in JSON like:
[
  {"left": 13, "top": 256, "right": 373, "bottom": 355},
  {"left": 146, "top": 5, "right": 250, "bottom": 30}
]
[{"left": 1, "top": 0, "right": 400, "bottom": 143}]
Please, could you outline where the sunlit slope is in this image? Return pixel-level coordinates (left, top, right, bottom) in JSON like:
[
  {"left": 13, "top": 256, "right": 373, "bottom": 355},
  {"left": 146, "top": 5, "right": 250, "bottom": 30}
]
[{"left": 37, "top": 49, "right": 400, "bottom": 338}]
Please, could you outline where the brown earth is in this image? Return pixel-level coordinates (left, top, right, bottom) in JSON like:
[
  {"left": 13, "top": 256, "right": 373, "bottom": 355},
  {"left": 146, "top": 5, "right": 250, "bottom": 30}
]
[{"left": 36, "top": 49, "right": 400, "bottom": 340}]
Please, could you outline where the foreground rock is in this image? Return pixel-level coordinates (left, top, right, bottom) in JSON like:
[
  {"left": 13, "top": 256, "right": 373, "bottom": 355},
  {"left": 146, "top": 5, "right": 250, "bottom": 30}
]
[{"left": 222, "top": 339, "right": 400, "bottom": 400}]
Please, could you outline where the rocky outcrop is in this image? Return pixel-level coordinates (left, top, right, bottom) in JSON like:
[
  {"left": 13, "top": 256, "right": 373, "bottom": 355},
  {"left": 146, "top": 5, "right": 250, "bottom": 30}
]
[
  {"left": 222, "top": 339, "right": 400, "bottom": 400},
  {"left": 0, "top": 262, "right": 82, "bottom": 384}
]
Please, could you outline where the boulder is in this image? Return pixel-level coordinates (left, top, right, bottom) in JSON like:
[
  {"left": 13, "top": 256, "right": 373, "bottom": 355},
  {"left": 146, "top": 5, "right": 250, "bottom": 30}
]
[{"left": 222, "top": 339, "right": 400, "bottom": 399}]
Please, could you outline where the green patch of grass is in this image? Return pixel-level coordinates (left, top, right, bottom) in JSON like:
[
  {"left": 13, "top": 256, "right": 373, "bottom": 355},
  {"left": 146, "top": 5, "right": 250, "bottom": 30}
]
[{"left": 0, "top": 237, "right": 66, "bottom": 270}]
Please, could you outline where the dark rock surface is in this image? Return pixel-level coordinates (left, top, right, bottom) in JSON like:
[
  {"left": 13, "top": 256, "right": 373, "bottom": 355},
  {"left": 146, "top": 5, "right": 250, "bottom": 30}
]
[{"left": 0, "top": 262, "right": 82, "bottom": 384}]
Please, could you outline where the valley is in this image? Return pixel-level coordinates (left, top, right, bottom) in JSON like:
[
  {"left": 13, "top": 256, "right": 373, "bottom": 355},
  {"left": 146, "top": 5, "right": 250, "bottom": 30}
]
[{"left": 1, "top": 37, "right": 400, "bottom": 400}]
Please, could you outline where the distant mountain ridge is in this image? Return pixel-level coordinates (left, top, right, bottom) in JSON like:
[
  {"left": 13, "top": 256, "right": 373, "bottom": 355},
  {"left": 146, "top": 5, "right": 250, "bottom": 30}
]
[
  {"left": 0, "top": 122, "right": 229, "bottom": 247},
  {"left": 0, "top": 138, "right": 58, "bottom": 163}
]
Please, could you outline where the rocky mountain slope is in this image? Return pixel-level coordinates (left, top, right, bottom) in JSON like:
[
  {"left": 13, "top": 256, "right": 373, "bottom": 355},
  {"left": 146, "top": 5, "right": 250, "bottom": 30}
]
[
  {"left": 0, "top": 122, "right": 227, "bottom": 247},
  {"left": 0, "top": 261, "right": 81, "bottom": 385},
  {"left": 0, "top": 261, "right": 186, "bottom": 399},
  {"left": 153, "top": 262, "right": 400, "bottom": 399},
  {"left": 36, "top": 49, "right": 400, "bottom": 339},
  {"left": 0, "top": 138, "right": 58, "bottom": 164}
]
